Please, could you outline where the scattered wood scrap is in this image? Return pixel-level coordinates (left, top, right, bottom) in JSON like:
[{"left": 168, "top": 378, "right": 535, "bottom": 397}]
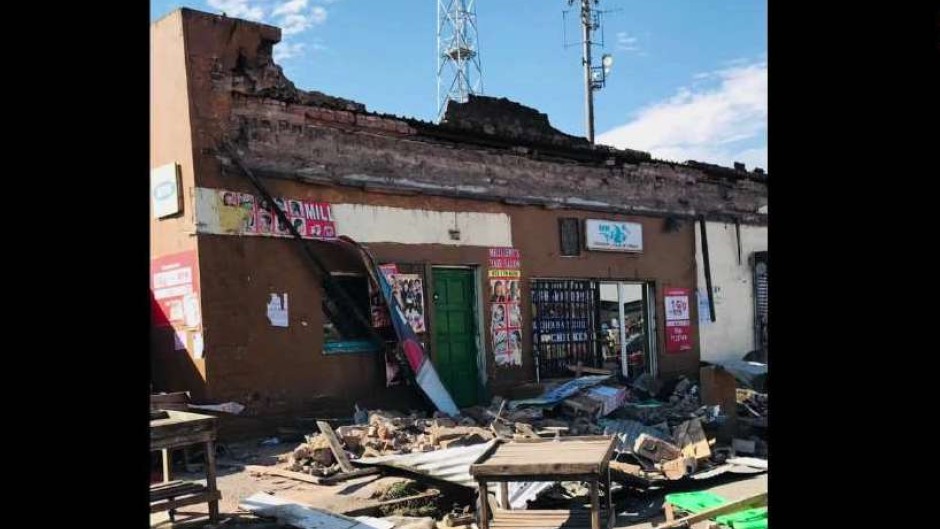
[
  {"left": 318, "top": 420, "right": 357, "bottom": 473},
  {"left": 246, "top": 465, "right": 381, "bottom": 485}
]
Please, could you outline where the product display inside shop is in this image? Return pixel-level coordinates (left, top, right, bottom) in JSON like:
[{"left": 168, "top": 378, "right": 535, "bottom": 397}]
[{"left": 532, "top": 280, "right": 655, "bottom": 380}]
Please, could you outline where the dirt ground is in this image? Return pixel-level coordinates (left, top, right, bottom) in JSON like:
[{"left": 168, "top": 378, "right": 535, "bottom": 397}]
[{"left": 150, "top": 439, "right": 767, "bottom": 529}]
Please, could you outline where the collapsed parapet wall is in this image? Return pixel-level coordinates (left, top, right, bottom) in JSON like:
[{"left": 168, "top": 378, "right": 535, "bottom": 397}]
[{"left": 177, "top": 9, "right": 766, "bottom": 226}]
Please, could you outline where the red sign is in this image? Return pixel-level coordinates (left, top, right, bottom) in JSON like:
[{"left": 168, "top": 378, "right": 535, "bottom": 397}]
[
  {"left": 151, "top": 251, "right": 201, "bottom": 329},
  {"left": 217, "top": 190, "right": 337, "bottom": 240},
  {"left": 488, "top": 247, "right": 521, "bottom": 270},
  {"left": 664, "top": 287, "right": 692, "bottom": 353}
]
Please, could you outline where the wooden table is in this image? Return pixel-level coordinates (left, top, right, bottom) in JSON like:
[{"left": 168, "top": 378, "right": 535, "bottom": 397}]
[
  {"left": 469, "top": 436, "right": 617, "bottom": 529},
  {"left": 150, "top": 410, "right": 221, "bottom": 523}
]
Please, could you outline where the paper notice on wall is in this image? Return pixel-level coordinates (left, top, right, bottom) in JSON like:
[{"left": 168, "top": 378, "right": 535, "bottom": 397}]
[
  {"left": 488, "top": 248, "right": 523, "bottom": 367},
  {"left": 192, "top": 332, "right": 204, "bottom": 359},
  {"left": 266, "top": 293, "right": 289, "bottom": 327},
  {"left": 174, "top": 329, "right": 187, "bottom": 350},
  {"left": 698, "top": 289, "right": 712, "bottom": 324},
  {"left": 183, "top": 293, "right": 201, "bottom": 328}
]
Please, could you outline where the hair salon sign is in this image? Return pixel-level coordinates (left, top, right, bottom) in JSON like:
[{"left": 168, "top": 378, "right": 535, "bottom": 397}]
[{"left": 585, "top": 219, "right": 643, "bottom": 252}]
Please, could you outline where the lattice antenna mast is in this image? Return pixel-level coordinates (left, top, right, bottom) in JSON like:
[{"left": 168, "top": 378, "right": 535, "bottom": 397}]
[{"left": 437, "top": 0, "right": 484, "bottom": 121}]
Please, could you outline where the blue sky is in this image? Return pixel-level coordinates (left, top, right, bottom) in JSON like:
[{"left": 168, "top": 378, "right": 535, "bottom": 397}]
[{"left": 151, "top": 0, "right": 767, "bottom": 170}]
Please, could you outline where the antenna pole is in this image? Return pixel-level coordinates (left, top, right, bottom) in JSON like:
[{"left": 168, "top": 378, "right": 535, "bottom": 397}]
[{"left": 580, "top": 0, "right": 595, "bottom": 144}]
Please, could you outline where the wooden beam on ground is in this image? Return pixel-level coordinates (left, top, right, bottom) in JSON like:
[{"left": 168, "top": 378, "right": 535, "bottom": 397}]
[
  {"left": 317, "top": 420, "right": 356, "bottom": 473},
  {"left": 658, "top": 492, "right": 767, "bottom": 528},
  {"left": 246, "top": 465, "right": 380, "bottom": 486},
  {"left": 339, "top": 490, "right": 440, "bottom": 517}
]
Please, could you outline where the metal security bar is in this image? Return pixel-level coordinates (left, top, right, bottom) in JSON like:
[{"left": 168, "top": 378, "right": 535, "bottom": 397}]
[{"left": 531, "top": 279, "right": 600, "bottom": 379}]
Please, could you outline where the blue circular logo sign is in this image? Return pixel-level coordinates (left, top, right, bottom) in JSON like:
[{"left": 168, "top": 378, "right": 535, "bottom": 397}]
[{"left": 153, "top": 182, "right": 175, "bottom": 200}]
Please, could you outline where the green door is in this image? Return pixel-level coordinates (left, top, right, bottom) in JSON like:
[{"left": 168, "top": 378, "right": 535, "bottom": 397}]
[{"left": 432, "top": 268, "right": 480, "bottom": 407}]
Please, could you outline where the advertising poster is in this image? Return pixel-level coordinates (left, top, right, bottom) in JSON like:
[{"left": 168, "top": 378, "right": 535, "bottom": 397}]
[
  {"left": 151, "top": 250, "right": 202, "bottom": 359},
  {"left": 391, "top": 273, "right": 426, "bottom": 334},
  {"left": 488, "top": 247, "right": 523, "bottom": 366},
  {"left": 664, "top": 287, "right": 693, "bottom": 353},
  {"left": 208, "top": 188, "right": 337, "bottom": 240}
]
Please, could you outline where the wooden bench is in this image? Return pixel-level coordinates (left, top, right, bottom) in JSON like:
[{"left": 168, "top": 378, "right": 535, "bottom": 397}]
[
  {"left": 150, "top": 410, "right": 221, "bottom": 523},
  {"left": 470, "top": 436, "right": 617, "bottom": 529}
]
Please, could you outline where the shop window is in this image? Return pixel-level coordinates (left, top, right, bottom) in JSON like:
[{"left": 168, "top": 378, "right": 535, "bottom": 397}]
[
  {"left": 559, "top": 218, "right": 582, "bottom": 256},
  {"left": 323, "top": 274, "right": 380, "bottom": 354}
]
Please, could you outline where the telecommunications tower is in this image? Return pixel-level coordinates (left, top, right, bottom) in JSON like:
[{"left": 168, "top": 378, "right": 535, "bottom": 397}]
[{"left": 436, "top": 0, "right": 484, "bottom": 121}]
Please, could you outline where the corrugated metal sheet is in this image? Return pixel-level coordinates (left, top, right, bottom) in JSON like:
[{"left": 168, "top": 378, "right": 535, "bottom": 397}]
[
  {"left": 508, "top": 481, "right": 555, "bottom": 509},
  {"left": 597, "top": 418, "right": 672, "bottom": 453},
  {"left": 509, "top": 375, "right": 611, "bottom": 409},
  {"left": 355, "top": 440, "right": 496, "bottom": 488}
]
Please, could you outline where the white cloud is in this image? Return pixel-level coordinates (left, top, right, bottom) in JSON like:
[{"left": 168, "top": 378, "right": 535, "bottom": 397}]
[
  {"left": 273, "top": 41, "right": 305, "bottom": 61},
  {"left": 311, "top": 6, "right": 328, "bottom": 24},
  {"left": 271, "top": 1, "right": 327, "bottom": 36},
  {"left": 617, "top": 31, "right": 640, "bottom": 52},
  {"left": 272, "top": 0, "right": 308, "bottom": 17},
  {"left": 597, "top": 59, "right": 768, "bottom": 170},
  {"left": 207, "top": 0, "right": 264, "bottom": 20}
]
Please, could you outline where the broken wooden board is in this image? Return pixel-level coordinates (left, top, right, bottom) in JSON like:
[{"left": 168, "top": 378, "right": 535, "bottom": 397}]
[
  {"left": 672, "top": 418, "right": 711, "bottom": 462},
  {"left": 658, "top": 457, "right": 696, "bottom": 480},
  {"left": 240, "top": 492, "right": 394, "bottom": 529},
  {"left": 339, "top": 490, "right": 440, "bottom": 517},
  {"left": 633, "top": 433, "right": 682, "bottom": 463},
  {"left": 246, "top": 465, "right": 380, "bottom": 486},
  {"left": 659, "top": 492, "right": 768, "bottom": 528},
  {"left": 318, "top": 421, "right": 356, "bottom": 473}
]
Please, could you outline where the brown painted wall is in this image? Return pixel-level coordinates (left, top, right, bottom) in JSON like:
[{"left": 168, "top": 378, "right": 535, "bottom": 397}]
[
  {"left": 192, "top": 181, "right": 697, "bottom": 412},
  {"left": 150, "top": 10, "right": 205, "bottom": 398},
  {"left": 150, "top": 9, "right": 712, "bottom": 413}
]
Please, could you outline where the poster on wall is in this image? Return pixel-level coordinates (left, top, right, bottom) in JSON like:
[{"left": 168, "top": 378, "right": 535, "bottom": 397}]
[
  {"left": 151, "top": 250, "right": 202, "bottom": 359},
  {"left": 391, "top": 273, "right": 426, "bottom": 334},
  {"left": 151, "top": 251, "right": 200, "bottom": 329},
  {"left": 664, "top": 287, "right": 693, "bottom": 353},
  {"left": 488, "top": 247, "right": 523, "bottom": 366},
  {"left": 266, "top": 293, "right": 289, "bottom": 328},
  {"left": 199, "top": 188, "right": 337, "bottom": 241}
]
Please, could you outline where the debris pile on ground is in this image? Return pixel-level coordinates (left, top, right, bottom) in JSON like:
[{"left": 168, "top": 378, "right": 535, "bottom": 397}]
[
  {"left": 242, "top": 372, "right": 766, "bottom": 529},
  {"left": 737, "top": 388, "right": 768, "bottom": 420},
  {"left": 286, "top": 410, "right": 495, "bottom": 478}
]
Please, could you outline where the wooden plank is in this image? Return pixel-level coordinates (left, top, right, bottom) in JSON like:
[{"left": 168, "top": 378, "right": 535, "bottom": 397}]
[
  {"left": 673, "top": 419, "right": 711, "bottom": 462},
  {"left": 318, "top": 467, "right": 382, "bottom": 485},
  {"left": 205, "top": 439, "right": 220, "bottom": 522},
  {"left": 247, "top": 465, "right": 327, "bottom": 485},
  {"left": 317, "top": 420, "right": 356, "bottom": 473},
  {"left": 150, "top": 483, "right": 205, "bottom": 502},
  {"left": 589, "top": 481, "right": 600, "bottom": 529},
  {"left": 150, "top": 490, "right": 222, "bottom": 513},
  {"left": 471, "top": 462, "right": 603, "bottom": 477},
  {"left": 151, "top": 430, "right": 215, "bottom": 451},
  {"left": 339, "top": 490, "right": 440, "bottom": 516},
  {"left": 478, "top": 481, "right": 490, "bottom": 529},
  {"left": 659, "top": 492, "right": 767, "bottom": 529},
  {"left": 498, "top": 482, "right": 509, "bottom": 510}
]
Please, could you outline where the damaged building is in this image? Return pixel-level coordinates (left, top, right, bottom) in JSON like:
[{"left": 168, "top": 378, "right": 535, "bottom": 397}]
[{"left": 150, "top": 9, "right": 768, "bottom": 418}]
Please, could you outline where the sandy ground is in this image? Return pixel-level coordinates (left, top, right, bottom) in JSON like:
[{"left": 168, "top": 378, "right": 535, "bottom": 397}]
[{"left": 150, "top": 440, "right": 767, "bottom": 529}]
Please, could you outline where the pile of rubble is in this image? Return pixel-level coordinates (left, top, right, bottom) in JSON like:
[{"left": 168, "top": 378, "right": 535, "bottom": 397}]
[
  {"left": 240, "top": 371, "right": 767, "bottom": 529},
  {"left": 287, "top": 410, "right": 497, "bottom": 477}
]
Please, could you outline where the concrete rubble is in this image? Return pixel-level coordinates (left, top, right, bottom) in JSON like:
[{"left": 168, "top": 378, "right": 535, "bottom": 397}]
[{"left": 226, "top": 373, "right": 767, "bottom": 529}]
